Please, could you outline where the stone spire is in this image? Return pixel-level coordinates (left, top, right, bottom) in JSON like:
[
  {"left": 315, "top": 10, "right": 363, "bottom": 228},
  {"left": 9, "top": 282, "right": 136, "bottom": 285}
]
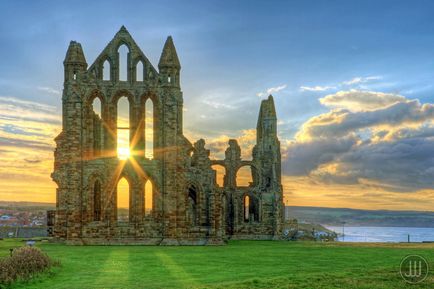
[
  {"left": 158, "top": 36, "right": 181, "bottom": 87},
  {"left": 64, "top": 41, "right": 87, "bottom": 82},
  {"left": 257, "top": 95, "right": 277, "bottom": 142},
  {"left": 158, "top": 36, "right": 181, "bottom": 69},
  {"left": 64, "top": 41, "right": 87, "bottom": 66},
  {"left": 265, "top": 95, "right": 277, "bottom": 118},
  {"left": 254, "top": 95, "right": 281, "bottom": 193}
]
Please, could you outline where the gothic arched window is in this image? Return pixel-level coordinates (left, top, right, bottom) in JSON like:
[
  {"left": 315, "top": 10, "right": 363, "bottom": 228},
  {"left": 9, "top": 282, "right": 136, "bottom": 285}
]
[
  {"left": 144, "top": 98, "right": 154, "bottom": 159},
  {"left": 117, "top": 177, "right": 130, "bottom": 222},
  {"left": 103, "top": 59, "right": 111, "bottom": 81},
  {"left": 117, "top": 96, "right": 130, "bottom": 160},
  {"left": 136, "top": 60, "right": 144, "bottom": 82},
  {"left": 118, "top": 44, "right": 129, "bottom": 81},
  {"left": 92, "top": 97, "right": 103, "bottom": 156},
  {"left": 144, "top": 180, "right": 153, "bottom": 216}
]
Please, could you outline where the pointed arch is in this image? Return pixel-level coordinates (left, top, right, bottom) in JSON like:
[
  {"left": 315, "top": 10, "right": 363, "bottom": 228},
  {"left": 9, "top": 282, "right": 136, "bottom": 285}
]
[
  {"left": 144, "top": 180, "right": 153, "bottom": 216},
  {"left": 136, "top": 60, "right": 144, "bottom": 82},
  {"left": 92, "top": 97, "right": 102, "bottom": 117},
  {"left": 118, "top": 44, "right": 129, "bottom": 81},
  {"left": 91, "top": 97, "right": 103, "bottom": 156},
  {"left": 112, "top": 89, "right": 135, "bottom": 105},
  {"left": 117, "top": 96, "right": 130, "bottom": 160},
  {"left": 117, "top": 177, "right": 130, "bottom": 222},
  {"left": 102, "top": 59, "right": 111, "bottom": 81},
  {"left": 87, "top": 89, "right": 107, "bottom": 107},
  {"left": 144, "top": 98, "right": 154, "bottom": 159}
]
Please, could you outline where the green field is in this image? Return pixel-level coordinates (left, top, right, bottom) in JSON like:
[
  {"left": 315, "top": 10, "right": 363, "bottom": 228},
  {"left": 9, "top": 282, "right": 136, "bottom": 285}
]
[{"left": 1, "top": 239, "right": 433, "bottom": 288}]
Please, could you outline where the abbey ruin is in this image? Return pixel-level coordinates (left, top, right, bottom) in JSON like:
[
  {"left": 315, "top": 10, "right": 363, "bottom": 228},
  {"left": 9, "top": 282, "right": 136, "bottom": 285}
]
[{"left": 51, "top": 27, "right": 283, "bottom": 245}]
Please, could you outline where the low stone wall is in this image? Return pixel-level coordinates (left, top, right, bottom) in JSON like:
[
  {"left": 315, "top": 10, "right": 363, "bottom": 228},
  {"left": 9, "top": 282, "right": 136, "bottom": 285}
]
[
  {"left": 0, "top": 227, "right": 48, "bottom": 238},
  {"left": 60, "top": 237, "right": 226, "bottom": 246},
  {"left": 229, "top": 234, "right": 278, "bottom": 240}
]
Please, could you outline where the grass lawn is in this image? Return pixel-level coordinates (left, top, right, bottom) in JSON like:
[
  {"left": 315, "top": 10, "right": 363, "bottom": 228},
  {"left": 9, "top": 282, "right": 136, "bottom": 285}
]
[{"left": 1, "top": 239, "right": 433, "bottom": 288}]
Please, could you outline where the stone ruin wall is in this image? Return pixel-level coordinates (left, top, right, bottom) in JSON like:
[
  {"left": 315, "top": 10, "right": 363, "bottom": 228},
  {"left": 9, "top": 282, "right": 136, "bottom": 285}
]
[{"left": 51, "top": 27, "right": 284, "bottom": 245}]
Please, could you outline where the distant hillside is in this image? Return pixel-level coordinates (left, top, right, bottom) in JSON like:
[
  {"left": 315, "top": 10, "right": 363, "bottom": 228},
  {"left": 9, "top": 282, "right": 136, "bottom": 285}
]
[
  {"left": 1, "top": 202, "right": 433, "bottom": 228},
  {"left": 286, "top": 206, "right": 434, "bottom": 228},
  {"left": 0, "top": 201, "right": 55, "bottom": 212}
]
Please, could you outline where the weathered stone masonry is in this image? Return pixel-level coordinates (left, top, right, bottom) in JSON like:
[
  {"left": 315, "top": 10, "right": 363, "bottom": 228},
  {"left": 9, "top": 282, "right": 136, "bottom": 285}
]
[{"left": 51, "top": 26, "right": 284, "bottom": 245}]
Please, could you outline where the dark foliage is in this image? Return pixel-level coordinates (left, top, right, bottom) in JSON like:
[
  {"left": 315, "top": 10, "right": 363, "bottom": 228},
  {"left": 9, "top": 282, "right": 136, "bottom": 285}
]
[{"left": 0, "top": 246, "right": 59, "bottom": 286}]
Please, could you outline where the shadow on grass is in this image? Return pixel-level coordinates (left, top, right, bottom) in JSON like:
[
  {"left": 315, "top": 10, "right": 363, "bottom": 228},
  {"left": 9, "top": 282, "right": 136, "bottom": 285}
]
[{"left": 2, "top": 240, "right": 434, "bottom": 289}]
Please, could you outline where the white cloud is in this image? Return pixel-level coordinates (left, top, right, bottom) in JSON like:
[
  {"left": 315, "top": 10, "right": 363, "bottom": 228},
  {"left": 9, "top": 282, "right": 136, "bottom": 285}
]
[
  {"left": 37, "top": 86, "right": 61, "bottom": 96},
  {"left": 0, "top": 95, "right": 60, "bottom": 203},
  {"left": 0, "top": 96, "right": 56, "bottom": 113},
  {"left": 319, "top": 90, "right": 406, "bottom": 111},
  {"left": 299, "top": 76, "right": 382, "bottom": 94},
  {"left": 342, "top": 76, "right": 382, "bottom": 86},
  {"left": 0, "top": 96, "right": 60, "bottom": 124},
  {"left": 257, "top": 84, "right": 287, "bottom": 97},
  {"left": 282, "top": 91, "right": 434, "bottom": 192},
  {"left": 298, "top": 98, "right": 434, "bottom": 140},
  {"left": 300, "top": 85, "right": 336, "bottom": 92},
  {"left": 202, "top": 100, "right": 236, "bottom": 110}
]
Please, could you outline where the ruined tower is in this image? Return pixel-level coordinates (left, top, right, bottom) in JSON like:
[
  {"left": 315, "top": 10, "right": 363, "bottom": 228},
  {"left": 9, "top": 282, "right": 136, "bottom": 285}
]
[{"left": 51, "top": 27, "right": 283, "bottom": 244}]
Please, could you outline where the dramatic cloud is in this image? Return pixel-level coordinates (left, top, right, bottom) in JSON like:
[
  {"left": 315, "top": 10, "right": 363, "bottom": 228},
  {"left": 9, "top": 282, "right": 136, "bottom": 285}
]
[
  {"left": 0, "top": 96, "right": 61, "bottom": 124},
  {"left": 284, "top": 136, "right": 357, "bottom": 175},
  {"left": 313, "top": 136, "right": 434, "bottom": 191},
  {"left": 283, "top": 175, "right": 434, "bottom": 211},
  {"left": 0, "top": 96, "right": 57, "bottom": 113},
  {"left": 205, "top": 129, "right": 257, "bottom": 160},
  {"left": 1, "top": 89, "right": 433, "bottom": 210},
  {"left": 283, "top": 90, "right": 434, "bottom": 194},
  {"left": 319, "top": 90, "right": 406, "bottom": 111},
  {"left": 297, "top": 96, "right": 434, "bottom": 140},
  {"left": 0, "top": 96, "right": 60, "bottom": 202}
]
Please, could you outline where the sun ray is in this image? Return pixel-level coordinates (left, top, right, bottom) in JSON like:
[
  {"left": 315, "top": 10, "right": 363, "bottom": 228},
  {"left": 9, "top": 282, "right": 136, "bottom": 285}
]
[
  {"left": 103, "top": 160, "right": 127, "bottom": 214},
  {"left": 129, "top": 157, "right": 149, "bottom": 180}
]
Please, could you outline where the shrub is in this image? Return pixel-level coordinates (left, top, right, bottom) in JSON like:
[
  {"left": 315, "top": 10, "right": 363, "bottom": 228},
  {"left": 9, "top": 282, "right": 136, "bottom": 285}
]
[{"left": 0, "top": 246, "right": 59, "bottom": 286}]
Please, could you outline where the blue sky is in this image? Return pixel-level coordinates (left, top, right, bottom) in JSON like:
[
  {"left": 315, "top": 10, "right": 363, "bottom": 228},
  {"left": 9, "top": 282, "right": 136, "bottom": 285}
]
[
  {"left": 2, "top": 1, "right": 434, "bottom": 134},
  {"left": 0, "top": 0, "right": 433, "bottom": 209}
]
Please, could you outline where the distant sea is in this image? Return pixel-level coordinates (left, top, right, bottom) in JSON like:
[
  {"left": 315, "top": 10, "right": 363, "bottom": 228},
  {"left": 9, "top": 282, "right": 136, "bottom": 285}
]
[{"left": 325, "top": 226, "right": 434, "bottom": 243}]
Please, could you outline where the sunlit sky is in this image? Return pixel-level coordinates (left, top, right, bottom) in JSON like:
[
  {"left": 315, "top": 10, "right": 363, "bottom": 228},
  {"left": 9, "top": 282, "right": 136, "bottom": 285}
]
[{"left": 1, "top": 0, "right": 434, "bottom": 211}]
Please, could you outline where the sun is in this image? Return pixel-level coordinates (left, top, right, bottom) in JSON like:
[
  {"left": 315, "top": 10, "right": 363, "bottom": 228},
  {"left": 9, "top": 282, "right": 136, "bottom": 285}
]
[{"left": 117, "top": 147, "right": 130, "bottom": 160}]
